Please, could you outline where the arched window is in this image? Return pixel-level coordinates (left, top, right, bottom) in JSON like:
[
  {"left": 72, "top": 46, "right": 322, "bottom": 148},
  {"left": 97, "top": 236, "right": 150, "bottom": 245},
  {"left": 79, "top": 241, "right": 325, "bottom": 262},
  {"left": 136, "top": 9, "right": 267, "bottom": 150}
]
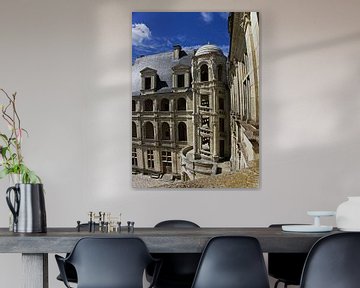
[
  {"left": 160, "top": 98, "right": 170, "bottom": 111},
  {"left": 144, "top": 122, "right": 154, "bottom": 139},
  {"left": 132, "top": 100, "right": 136, "bottom": 111},
  {"left": 177, "top": 98, "right": 186, "bottom": 111},
  {"left": 144, "top": 99, "right": 153, "bottom": 111},
  {"left": 132, "top": 122, "right": 137, "bottom": 138},
  {"left": 178, "top": 122, "right": 187, "bottom": 141},
  {"left": 217, "top": 65, "right": 223, "bottom": 81},
  {"left": 200, "top": 64, "right": 209, "bottom": 82},
  {"left": 161, "top": 122, "right": 170, "bottom": 140}
]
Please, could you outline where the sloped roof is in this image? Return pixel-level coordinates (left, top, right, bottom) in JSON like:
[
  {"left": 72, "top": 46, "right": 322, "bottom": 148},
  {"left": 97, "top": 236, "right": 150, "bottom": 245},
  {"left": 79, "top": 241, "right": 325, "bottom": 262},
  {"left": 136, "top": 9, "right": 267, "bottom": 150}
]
[{"left": 132, "top": 49, "right": 195, "bottom": 96}]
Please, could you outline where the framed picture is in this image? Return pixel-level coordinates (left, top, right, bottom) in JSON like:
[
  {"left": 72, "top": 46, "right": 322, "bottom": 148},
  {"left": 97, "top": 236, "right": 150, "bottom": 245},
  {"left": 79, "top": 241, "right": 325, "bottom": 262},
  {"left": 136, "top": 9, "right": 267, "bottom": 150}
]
[{"left": 132, "top": 12, "right": 259, "bottom": 188}]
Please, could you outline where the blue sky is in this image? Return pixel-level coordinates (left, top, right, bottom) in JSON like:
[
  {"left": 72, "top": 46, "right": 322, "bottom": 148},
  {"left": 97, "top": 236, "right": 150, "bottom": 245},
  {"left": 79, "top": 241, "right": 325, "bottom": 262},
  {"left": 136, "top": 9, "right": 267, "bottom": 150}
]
[{"left": 132, "top": 12, "right": 230, "bottom": 62}]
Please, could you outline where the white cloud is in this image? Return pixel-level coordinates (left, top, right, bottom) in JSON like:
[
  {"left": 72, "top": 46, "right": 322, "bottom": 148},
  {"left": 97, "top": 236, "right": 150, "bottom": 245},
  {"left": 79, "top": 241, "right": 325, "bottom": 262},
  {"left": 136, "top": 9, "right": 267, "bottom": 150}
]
[
  {"left": 219, "top": 45, "right": 230, "bottom": 56},
  {"left": 132, "top": 23, "right": 151, "bottom": 46},
  {"left": 201, "top": 12, "right": 213, "bottom": 23},
  {"left": 219, "top": 12, "right": 229, "bottom": 19}
]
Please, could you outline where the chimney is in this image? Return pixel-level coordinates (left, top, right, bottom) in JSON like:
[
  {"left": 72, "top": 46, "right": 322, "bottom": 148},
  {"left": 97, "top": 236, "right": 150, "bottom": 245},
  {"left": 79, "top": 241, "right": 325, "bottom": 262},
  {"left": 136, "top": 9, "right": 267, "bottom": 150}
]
[{"left": 173, "top": 45, "right": 181, "bottom": 60}]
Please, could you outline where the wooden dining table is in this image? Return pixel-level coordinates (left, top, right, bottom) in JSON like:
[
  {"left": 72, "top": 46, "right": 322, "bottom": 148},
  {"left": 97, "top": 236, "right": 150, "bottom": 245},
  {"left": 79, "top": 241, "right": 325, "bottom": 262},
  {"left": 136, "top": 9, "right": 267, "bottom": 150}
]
[{"left": 0, "top": 226, "right": 339, "bottom": 288}]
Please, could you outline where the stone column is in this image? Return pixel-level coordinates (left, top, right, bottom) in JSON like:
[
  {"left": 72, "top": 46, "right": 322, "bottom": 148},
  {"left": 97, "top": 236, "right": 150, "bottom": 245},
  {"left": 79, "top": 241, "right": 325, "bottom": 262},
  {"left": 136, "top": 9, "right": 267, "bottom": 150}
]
[
  {"left": 185, "top": 72, "right": 190, "bottom": 87},
  {"left": 153, "top": 98, "right": 157, "bottom": 112},
  {"left": 212, "top": 120, "right": 219, "bottom": 162},
  {"left": 192, "top": 89, "right": 201, "bottom": 159},
  {"left": 172, "top": 74, "right": 177, "bottom": 88}
]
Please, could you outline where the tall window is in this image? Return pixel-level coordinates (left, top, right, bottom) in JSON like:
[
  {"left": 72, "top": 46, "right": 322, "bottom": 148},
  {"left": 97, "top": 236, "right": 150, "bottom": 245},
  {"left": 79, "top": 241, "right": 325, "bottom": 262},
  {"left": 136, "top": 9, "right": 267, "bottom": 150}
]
[
  {"left": 201, "top": 116, "right": 210, "bottom": 128},
  {"left": 160, "top": 98, "right": 170, "bottom": 111},
  {"left": 132, "top": 100, "right": 136, "bottom": 111},
  {"left": 178, "top": 122, "right": 187, "bottom": 141},
  {"left": 177, "top": 98, "right": 186, "bottom": 111},
  {"left": 177, "top": 74, "right": 185, "bottom": 87},
  {"left": 161, "top": 122, "right": 171, "bottom": 140},
  {"left": 219, "top": 140, "right": 225, "bottom": 157},
  {"left": 161, "top": 151, "right": 172, "bottom": 173},
  {"left": 144, "top": 77, "right": 151, "bottom": 90},
  {"left": 217, "top": 65, "right": 223, "bottom": 81},
  {"left": 144, "top": 122, "right": 154, "bottom": 139},
  {"left": 219, "top": 118, "right": 225, "bottom": 133},
  {"left": 147, "top": 150, "right": 154, "bottom": 169},
  {"left": 132, "top": 148, "right": 138, "bottom": 166},
  {"left": 161, "top": 151, "right": 172, "bottom": 162},
  {"left": 132, "top": 122, "right": 137, "bottom": 138},
  {"left": 144, "top": 99, "right": 153, "bottom": 111},
  {"left": 219, "top": 97, "right": 224, "bottom": 110},
  {"left": 200, "top": 64, "right": 209, "bottom": 82},
  {"left": 201, "top": 94, "right": 209, "bottom": 107}
]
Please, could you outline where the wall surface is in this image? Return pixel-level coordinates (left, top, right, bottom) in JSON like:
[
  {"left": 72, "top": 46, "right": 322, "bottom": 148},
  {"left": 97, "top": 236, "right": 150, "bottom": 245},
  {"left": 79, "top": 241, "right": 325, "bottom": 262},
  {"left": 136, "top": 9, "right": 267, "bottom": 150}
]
[{"left": 0, "top": 0, "right": 360, "bottom": 287}]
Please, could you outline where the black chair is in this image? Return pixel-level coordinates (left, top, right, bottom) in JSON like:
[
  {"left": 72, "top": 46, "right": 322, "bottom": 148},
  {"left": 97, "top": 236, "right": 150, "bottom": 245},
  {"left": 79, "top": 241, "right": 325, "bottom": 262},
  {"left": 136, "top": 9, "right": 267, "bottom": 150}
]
[
  {"left": 300, "top": 232, "right": 360, "bottom": 288},
  {"left": 55, "top": 237, "right": 160, "bottom": 288},
  {"left": 191, "top": 236, "right": 270, "bottom": 288},
  {"left": 268, "top": 224, "right": 308, "bottom": 288},
  {"left": 147, "top": 220, "right": 201, "bottom": 288},
  {"left": 56, "top": 223, "right": 99, "bottom": 284}
]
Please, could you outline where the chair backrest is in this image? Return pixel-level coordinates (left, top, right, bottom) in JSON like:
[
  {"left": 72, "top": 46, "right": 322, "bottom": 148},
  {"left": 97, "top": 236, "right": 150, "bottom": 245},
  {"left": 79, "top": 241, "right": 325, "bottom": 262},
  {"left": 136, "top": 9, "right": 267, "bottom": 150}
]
[
  {"left": 155, "top": 219, "right": 200, "bottom": 228},
  {"left": 66, "top": 237, "right": 154, "bottom": 288},
  {"left": 300, "top": 232, "right": 360, "bottom": 288},
  {"left": 191, "top": 236, "right": 270, "bottom": 288},
  {"left": 150, "top": 220, "right": 201, "bottom": 287}
]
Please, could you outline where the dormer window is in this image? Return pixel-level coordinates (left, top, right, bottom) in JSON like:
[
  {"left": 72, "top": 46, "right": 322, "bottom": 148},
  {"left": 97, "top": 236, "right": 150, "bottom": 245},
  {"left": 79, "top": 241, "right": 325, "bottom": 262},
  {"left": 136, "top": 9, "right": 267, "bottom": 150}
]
[
  {"left": 177, "top": 74, "right": 185, "bottom": 88},
  {"left": 144, "top": 77, "right": 151, "bottom": 90},
  {"left": 172, "top": 64, "right": 190, "bottom": 90},
  {"left": 140, "top": 67, "right": 157, "bottom": 94}
]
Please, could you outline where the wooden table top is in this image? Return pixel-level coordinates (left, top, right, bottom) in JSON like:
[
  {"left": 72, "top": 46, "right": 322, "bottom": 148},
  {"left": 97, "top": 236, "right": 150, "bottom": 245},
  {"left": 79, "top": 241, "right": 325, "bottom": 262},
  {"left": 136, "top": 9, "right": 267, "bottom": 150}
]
[{"left": 0, "top": 227, "right": 340, "bottom": 254}]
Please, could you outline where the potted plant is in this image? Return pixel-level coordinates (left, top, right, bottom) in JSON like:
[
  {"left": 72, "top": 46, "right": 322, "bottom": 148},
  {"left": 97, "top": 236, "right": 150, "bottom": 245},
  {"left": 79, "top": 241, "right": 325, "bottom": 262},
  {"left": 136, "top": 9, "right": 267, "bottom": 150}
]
[
  {"left": 0, "top": 89, "right": 40, "bottom": 183},
  {"left": 0, "top": 88, "right": 46, "bottom": 233}
]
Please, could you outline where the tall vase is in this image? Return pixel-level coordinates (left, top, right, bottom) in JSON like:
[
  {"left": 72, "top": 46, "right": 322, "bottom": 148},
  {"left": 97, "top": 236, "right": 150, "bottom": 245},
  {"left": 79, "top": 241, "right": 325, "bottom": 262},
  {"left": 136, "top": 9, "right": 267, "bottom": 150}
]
[
  {"left": 6, "top": 183, "right": 47, "bottom": 233},
  {"left": 336, "top": 197, "right": 360, "bottom": 231}
]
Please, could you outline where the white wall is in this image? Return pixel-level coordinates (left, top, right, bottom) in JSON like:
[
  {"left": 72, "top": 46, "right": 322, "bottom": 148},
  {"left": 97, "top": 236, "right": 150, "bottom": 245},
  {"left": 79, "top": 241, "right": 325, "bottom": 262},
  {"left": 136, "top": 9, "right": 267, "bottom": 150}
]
[{"left": 0, "top": 0, "right": 360, "bottom": 287}]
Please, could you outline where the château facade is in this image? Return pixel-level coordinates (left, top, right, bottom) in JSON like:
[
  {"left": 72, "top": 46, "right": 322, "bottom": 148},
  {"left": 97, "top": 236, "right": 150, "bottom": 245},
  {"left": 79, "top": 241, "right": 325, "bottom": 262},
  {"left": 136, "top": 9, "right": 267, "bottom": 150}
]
[
  {"left": 132, "top": 44, "right": 230, "bottom": 180},
  {"left": 228, "top": 12, "right": 260, "bottom": 170},
  {"left": 132, "top": 12, "right": 260, "bottom": 184}
]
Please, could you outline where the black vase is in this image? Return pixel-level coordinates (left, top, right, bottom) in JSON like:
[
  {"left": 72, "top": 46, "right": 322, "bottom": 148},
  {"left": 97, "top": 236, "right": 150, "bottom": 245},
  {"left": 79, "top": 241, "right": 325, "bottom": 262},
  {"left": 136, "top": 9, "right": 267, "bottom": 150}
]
[{"left": 6, "top": 183, "right": 47, "bottom": 233}]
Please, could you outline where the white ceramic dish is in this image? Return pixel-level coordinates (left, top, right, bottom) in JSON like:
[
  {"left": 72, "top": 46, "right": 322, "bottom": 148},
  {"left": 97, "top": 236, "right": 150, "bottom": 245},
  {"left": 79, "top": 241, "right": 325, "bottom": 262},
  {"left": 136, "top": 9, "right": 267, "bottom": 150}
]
[
  {"left": 307, "top": 211, "right": 336, "bottom": 217},
  {"left": 282, "top": 225, "right": 333, "bottom": 233}
]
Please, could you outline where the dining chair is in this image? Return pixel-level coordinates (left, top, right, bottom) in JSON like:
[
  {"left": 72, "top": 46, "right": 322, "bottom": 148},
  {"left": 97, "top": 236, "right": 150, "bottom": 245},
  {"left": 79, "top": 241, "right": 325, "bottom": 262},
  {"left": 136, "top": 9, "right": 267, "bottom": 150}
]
[
  {"left": 147, "top": 220, "right": 201, "bottom": 288},
  {"left": 191, "top": 236, "right": 270, "bottom": 288},
  {"left": 56, "top": 223, "right": 99, "bottom": 284},
  {"left": 55, "top": 237, "right": 160, "bottom": 288},
  {"left": 300, "top": 232, "right": 360, "bottom": 288},
  {"left": 268, "top": 224, "right": 308, "bottom": 288}
]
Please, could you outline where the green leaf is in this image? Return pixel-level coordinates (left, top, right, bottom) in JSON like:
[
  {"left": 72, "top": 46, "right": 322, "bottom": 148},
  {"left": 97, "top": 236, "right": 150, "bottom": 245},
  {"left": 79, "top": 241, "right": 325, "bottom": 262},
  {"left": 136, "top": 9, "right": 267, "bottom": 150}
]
[
  {"left": 0, "top": 168, "right": 9, "bottom": 179},
  {"left": 0, "top": 146, "right": 6, "bottom": 158},
  {"left": 0, "top": 133, "right": 8, "bottom": 142}
]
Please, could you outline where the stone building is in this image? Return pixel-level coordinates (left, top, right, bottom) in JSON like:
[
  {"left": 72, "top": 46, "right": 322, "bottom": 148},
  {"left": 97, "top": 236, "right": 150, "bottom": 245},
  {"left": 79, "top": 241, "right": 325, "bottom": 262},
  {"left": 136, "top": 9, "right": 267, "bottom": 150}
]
[
  {"left": 181, "top": 44, "right": 230, "bottom": 180},
  {"left": 228, "top": 12, "right": 260, "bottom": 170},
  {"left": 132, "top": 12, "right": 260, "bottom": 183},
  {"left": 132, "top": 46, "right": 194, "bottom": 177},
  {"left": 132, "top": 44, "right": 230, "bottom": 180}
]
